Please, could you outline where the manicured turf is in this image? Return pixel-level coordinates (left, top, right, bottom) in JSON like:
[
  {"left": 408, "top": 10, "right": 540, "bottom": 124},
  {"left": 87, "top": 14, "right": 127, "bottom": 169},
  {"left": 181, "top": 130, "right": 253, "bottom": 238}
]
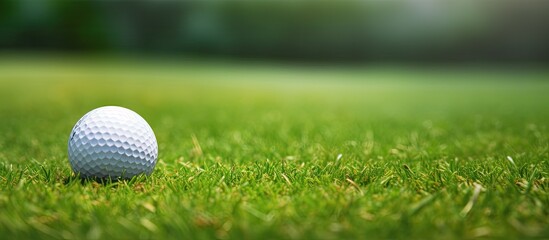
[{"left": 0, "top": 56, "right": 548, "bottom": 239}]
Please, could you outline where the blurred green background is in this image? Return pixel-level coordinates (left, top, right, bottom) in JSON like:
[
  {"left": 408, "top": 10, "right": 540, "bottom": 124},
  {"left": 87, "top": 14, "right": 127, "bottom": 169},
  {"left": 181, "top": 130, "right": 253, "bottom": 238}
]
[{"left": 1, "top": 0, "right": 548, "bottom": 63}]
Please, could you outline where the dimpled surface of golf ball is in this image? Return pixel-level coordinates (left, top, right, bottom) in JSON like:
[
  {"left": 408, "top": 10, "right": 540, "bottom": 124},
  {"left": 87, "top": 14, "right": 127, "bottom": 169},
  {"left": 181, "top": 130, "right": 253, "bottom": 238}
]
[{"left": 68, "top": 106, "right": 158, "bottom": 179}]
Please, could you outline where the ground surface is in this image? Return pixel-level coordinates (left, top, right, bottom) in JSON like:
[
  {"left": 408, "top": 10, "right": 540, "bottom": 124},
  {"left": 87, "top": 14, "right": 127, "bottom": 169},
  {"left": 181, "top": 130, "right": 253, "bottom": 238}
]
[{"left": 0, "top": 55, "right": 547, "bottom": 239}]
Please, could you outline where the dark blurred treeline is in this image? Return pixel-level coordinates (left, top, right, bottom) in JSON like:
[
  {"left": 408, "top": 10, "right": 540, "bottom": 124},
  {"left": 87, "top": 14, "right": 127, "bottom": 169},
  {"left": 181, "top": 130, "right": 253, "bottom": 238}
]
[{"left": 1, "top": 0, "right": 548, "bottom": 62}]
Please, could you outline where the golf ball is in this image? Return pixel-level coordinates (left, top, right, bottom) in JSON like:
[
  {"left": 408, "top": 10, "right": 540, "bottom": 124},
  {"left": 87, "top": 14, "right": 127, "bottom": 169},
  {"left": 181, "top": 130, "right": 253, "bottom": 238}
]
[{"left": 68, "top": 106, "right": 158, "bottom": 179}]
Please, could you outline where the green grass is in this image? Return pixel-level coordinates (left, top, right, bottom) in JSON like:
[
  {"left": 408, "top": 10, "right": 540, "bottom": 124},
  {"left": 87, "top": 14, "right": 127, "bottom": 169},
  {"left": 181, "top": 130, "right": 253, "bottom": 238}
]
[{"left": 0, "top": 55, "right": 548, "bottom": 239}]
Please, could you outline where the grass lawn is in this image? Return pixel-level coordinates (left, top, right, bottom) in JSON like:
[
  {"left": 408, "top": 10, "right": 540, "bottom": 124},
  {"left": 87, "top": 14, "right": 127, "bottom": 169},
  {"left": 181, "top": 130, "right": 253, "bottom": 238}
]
[{"left": 0, "top": 55, "right": 547, "bottom": 239}]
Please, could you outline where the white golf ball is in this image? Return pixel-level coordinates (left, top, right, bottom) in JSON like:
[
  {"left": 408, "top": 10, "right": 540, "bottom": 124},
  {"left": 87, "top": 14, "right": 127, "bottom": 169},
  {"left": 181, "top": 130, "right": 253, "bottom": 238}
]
[{"left": 68, "top": 106, "right": 158, "bottom": 179}]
